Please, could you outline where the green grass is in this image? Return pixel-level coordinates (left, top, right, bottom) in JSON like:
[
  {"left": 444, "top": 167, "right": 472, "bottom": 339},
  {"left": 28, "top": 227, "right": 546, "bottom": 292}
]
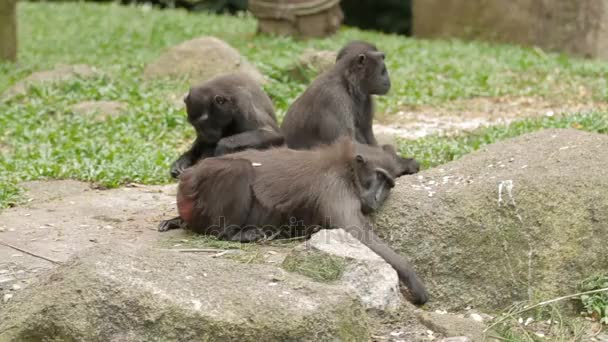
[
  {"left": 1, "top": 2, "right": 608, "bottom": 207},
  {"left": 282, "top": 251, "right": 347, "bottom": 283},
  {"left": 578, "top": 274, "right": 608, "bottom": 325}
]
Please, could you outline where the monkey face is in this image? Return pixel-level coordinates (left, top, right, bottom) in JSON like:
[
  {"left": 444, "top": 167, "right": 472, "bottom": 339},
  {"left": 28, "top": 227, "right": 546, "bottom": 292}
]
[
  {"left": 185, "top": 87, "right": 235, "bottom": 144},
  {"left": 354, "top": 154, "right": 396, "bottom": 214},
  {"left": 363, "top": 51, "right": 391, "bottom": 95}
]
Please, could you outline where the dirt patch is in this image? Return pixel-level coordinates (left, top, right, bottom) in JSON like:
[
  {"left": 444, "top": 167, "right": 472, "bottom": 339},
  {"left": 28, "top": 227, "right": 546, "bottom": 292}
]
[{"left": 376, "top": 96, "right": 608, "bottom": 140}]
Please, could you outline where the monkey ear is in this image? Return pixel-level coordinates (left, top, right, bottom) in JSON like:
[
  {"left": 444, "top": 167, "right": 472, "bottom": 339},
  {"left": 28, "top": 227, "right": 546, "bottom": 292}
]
[
  {"left": 381, "top": 144, "right": 396, "bottom": 154},
  {"left": 183, "top": 90, "right": 191, "bottom": 104},
  {"left": 357, "top": 54, "right": 367, "bottom": 66},
  {"left": 214, "top": 95, "right": 226, "bottom": 105},
  {"left": 356, "top": 154, "right": 366, "bottom": 164}
]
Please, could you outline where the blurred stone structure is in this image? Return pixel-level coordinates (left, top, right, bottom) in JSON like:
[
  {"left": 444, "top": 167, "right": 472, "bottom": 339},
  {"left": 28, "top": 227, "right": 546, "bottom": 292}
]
[
  {"left": 0, "top": 0, "right": 17, "bottom": 61},
  {"left": 413, "top": 0, "right": 608, "bottom": 59},
  {"left": 249, "top": 0, "right": 343, "bottom": 38}
]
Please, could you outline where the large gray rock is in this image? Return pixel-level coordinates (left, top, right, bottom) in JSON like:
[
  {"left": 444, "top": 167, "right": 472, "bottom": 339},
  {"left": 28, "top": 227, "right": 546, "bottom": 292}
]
[
  {"left": 0, "top": 243, "right": 369, "bottom": 341},
  {"left": 373, "top": 129, "right": 608, "bottom": 311},
  {"left": 413, "top": 0, "right": 608, "bottom": 59},
  {"left": 144, "top": 37, "right": 265, "bottom": 85},
  {"left": 304, "top": 229, "right": 403, "bottom": 311}
]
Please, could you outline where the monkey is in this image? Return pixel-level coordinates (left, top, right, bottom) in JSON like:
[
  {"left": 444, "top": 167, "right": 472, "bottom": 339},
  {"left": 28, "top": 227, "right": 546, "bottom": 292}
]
[
  {"left": 158, "top": 138, "right": 429, "bottom": 305},
  {"left": 280, "top": 41, "right": 418, "bottom": 178},
  {"left": 170, "top": 73, "right": 284, "bottom": 179},
  {"left": 280, "top": 40, "right": 389, "bottom": 150}
]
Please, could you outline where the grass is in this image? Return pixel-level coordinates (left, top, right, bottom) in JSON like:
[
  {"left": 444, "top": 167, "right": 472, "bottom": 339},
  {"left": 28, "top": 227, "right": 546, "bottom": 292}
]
[
  {"left": 0, "top": 2, "right": 608, "bottom": 207},
  {"left": 282, "top": 251, "right": 347, "bottom": 283},
  {"left": 578, "top": 274, "right": 608, "bottom": 325}
]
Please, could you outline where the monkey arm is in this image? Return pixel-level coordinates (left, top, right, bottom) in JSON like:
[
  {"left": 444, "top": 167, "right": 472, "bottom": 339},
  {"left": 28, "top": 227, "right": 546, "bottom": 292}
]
[
  {"left": 170, "top": 138, "right": 215, "bottom": 179},
  {"left": 357, "top": 97, "right": 378, "bottom": 146},
  {"left": 329, "top": 206, "right": 428, "bottom": 305},
  {"left": 359, "top": 124, "right": 378, "bottom": 146},
  {"left": 214, "top": 128, "right": 284, "bottom": 156}
]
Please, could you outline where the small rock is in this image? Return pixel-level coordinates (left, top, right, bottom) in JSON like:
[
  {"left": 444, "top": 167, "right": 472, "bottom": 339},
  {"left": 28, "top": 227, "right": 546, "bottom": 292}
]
[
  {"left": 441, "top": 337, "right": 470, "bottom": 342},
  {"left": 469, "top": 313, "right": 483, "bottom": 322},
  {"left": 288, "top": 49, "right": 336, "bottom": 81},
  {"left": 70, "top": 101, "right": 127, "bottom": 121},
  {"left": 4, "top": 64, "right": 97, "bottom": 98},
  {"left": 12, "top": 284, "right": 21, "bottom": 291},
  {"left": 144, "top": 36, "right": 265, "bottom": 85},
  {"left": 418, "top": 311, "right": 484, "bottom": 342},
  {"left": 3, "top": 293, "right": 13, "bottom": 303}
]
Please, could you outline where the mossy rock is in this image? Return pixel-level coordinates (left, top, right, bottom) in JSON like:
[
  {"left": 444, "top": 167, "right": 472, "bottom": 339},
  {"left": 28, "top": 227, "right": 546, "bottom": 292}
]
[
  {"left": 0, "top": 243, "right": 369, "bottom": 341},
  {"left": 373, "top": 129, "right": 608, "bottom": 311}
]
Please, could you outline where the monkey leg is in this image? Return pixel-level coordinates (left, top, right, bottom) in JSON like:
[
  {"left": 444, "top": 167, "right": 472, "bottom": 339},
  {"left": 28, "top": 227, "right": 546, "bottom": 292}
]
[
  {"left": 214, "top": 128, "right": 284, "bottom": 156},
  {"left": 158, "top": 216, "right": 185, "bottom": 232}
]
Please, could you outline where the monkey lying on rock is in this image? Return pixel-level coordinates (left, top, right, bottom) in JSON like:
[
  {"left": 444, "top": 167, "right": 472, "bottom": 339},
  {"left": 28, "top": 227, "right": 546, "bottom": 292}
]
[
  {"left": 170, "top": 73, "right": 284, "bottom": 178},
  {"left": 159, "top": 138, "right": 428, "bottom": 305}
]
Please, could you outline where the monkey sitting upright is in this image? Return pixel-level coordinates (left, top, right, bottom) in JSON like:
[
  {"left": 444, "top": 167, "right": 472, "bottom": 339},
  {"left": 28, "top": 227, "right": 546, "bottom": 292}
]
[
  {"left": 170, "top": 73, "right": 284, "bottom": 179},
  {"left": 159, "top": 138, "right": 428, "bottom": 305},
  {"left": 280, "top": 40, "right": 419, "bottom": 176}
]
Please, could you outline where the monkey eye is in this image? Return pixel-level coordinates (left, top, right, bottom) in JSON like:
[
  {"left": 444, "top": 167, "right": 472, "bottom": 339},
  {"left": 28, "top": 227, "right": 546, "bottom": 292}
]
[
  {"left": 357, "top": 54, "right": 366, "bottom": 65},
  {"left": 214, "top": 95, "right": 226, "bottom": 105}
]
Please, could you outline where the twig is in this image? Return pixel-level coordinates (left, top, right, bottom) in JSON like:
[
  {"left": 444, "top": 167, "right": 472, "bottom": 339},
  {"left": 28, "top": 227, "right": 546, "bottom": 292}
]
[
  {"left": 257, "top": 235, "right": 308, "bottom": 244},
  {"left": 211, "top": 250, "right": 239, "bottom": 258},
  {"left": 167, "top": 248, "right": 227, "bottom": 253},
  {"left": 0, "top": 239, "right": 63, "bottom": 265},
  {"left": 484, "top": 287, "right": 608, "bottom": 332}
]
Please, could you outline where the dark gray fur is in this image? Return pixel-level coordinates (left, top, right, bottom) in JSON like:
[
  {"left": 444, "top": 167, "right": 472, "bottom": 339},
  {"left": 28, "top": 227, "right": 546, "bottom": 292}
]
[{"left": 170, "top": 73, "right": 284, "bottom": 178}]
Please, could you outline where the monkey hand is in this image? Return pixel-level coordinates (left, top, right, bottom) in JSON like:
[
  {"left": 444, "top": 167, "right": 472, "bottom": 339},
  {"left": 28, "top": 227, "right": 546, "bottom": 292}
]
[
  {"left": 214, "top": 139, "right": 235, "bottom": 157},
  {"left": 170, "top": 156, "right": 193, "bottom": 179}
]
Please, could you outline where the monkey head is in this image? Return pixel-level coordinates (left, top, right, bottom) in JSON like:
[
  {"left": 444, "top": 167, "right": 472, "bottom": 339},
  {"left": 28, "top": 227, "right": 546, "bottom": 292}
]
[
  {"left": 184, "top": 83, "right": 238, "bottom": 144},
  {"left": 357, "top": 51, "right": 391, "bottom": 95},
  {"left": 338, "top": 40, "right": 391, "bottom": 96},
  {"left": 336, "top": 40, "right": 378, "bottom": 62},
  {"left": 353, "top": 151, "right": 396, "bottom": 214}
]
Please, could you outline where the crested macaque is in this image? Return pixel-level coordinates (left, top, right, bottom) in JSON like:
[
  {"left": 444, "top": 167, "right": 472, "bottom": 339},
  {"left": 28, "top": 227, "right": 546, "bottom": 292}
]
[
  {"left": 170, "top": 73, "right": 284, "bottom": 178},
  {"left": 159, "top": 138, "right": 428, "bottom": 305},
  {"left": 280, "top": 41, "right": 418, "bottom": 176},
  {"left": 281, "top": 40, "right": 389, "bottom": 150}
]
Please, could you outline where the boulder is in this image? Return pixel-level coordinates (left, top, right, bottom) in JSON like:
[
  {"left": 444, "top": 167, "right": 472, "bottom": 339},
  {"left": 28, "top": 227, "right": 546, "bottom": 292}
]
[
  {"left": 0, "top": 243, "right": 369, "bottom": 341},
  {"left": 3, "top": 64, "right": 98, "bottom": 98},
  {"left": 143, "top": 37, "right": 265, "bottom": 85},
  {"left": 373, "top": 129, "right": 608, "bottom": 311},
  {"left": 287, "top": 49, "right": 336, "bottom": 82},
  {"left": 412, "top": 0, "right": 608, "bottom": 59},
  {"left": 296, "top": 229, "right": 403, "bottom": 311}
]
